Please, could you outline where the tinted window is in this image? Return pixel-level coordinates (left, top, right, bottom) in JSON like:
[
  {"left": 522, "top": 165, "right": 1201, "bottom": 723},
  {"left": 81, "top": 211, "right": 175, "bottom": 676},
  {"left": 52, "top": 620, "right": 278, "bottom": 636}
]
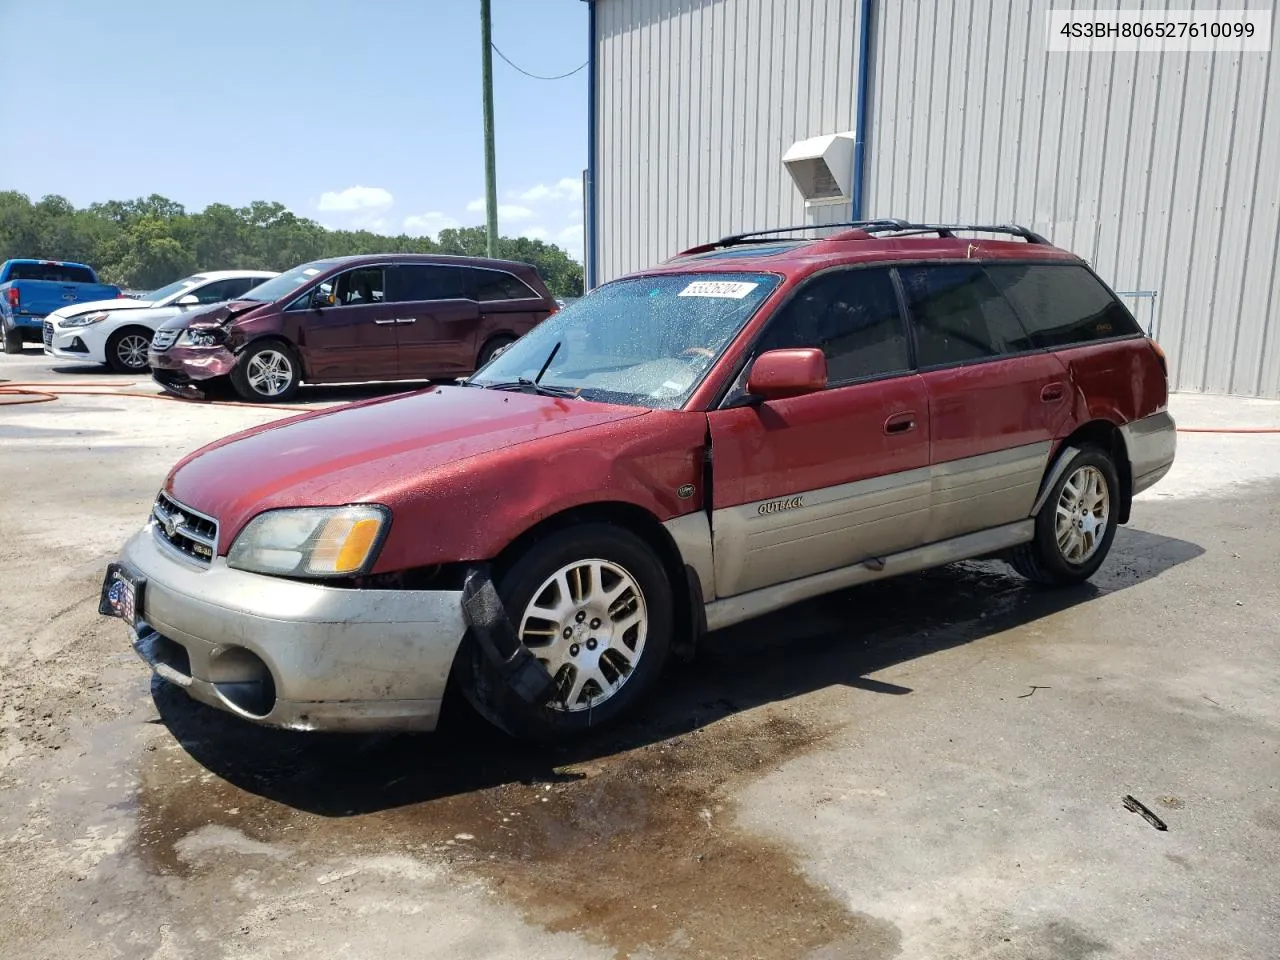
[
  {"left": 899, "top": 265, "right": 1028, "bottom": 366},
  {"left": 332, "top": 267, "right": 385, "bottom": 306},
  {"left": 193, "top": 277, "right": 250, "bottom": 304},
  {"left": 986, "top": 264, "right": 1142, "bottom": 348},
  {"left": 7, "top": 263, "right": 96, "bottom": 283},
  {"left": 756, "top": 268, "right": 910, "bottom": 383},
  {"left": 393, "top": 264, "right": 466, "bottom": 302},
  {"left": 471, "top": 269, "right": 536, "bottom": 302}
]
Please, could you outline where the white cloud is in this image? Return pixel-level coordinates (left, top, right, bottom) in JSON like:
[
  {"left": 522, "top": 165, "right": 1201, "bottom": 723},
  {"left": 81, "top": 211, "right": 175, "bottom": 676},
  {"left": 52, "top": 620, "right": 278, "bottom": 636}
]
[
  {"left": 316, "top": 185, "right": 394, "bottom": 212},
  {"left": 514, "top": 177, "right": 582, "bottom": 204},
  {"left": 520, "top": 226, "right": 550, "bottom": 241},
  {"left": 402, "top": 211, "right": 460, "bottom": 237},
  {"left": 556, "top": 224, "right": 585, "bottom": 263},
  {"left": 465, "top": 198, "right": 534, "bottom": 221}
]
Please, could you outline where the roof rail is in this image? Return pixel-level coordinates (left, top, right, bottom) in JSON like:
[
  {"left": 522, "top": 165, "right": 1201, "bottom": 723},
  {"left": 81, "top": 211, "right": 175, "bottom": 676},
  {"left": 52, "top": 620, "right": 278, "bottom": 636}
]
[
  {"left": 675, "top": 220, "right": 1049, "bottom": 258},
  {"left": 858, "top": 222, "right": 1050, "bottom": 244}
]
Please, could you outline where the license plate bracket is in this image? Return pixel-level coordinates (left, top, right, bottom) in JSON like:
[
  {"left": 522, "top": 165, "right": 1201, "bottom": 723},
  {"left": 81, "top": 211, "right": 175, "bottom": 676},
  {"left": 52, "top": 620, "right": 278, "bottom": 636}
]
[{"left": 99, "top": 562, "right": 146, "bottom": 628}]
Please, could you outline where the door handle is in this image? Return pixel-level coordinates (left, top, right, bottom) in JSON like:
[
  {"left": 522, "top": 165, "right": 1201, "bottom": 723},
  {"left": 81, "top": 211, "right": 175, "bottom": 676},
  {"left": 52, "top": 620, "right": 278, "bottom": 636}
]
[
  {"left": 395, "top": 318, "right": 417, "bottom": 324},
  {"left": 883, "top": 412, "right": 916, "bottom": 435},
  {"left": 373, "top": 318, "right": 397, "bottom": 325},
  {"left": 1041, "top": 382, "right": 1066, "bottom": 402}
]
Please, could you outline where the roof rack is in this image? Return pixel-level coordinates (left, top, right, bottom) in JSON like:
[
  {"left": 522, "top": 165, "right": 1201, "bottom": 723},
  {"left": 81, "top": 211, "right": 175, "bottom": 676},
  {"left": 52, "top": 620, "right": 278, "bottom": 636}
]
[{"left": 677, "top": 220, "right": 1047, "bottom": 256}]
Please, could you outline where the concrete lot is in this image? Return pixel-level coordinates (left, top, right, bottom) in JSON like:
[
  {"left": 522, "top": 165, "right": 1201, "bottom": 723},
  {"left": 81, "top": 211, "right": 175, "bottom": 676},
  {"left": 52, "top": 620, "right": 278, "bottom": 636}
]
[{"left": 2, "top": 347, "right": 1278, "bottom": 960}]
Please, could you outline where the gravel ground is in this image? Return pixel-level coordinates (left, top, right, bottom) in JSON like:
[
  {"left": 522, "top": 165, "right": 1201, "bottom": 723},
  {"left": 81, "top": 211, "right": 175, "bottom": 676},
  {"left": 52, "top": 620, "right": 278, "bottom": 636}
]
[{"left": 2, "top": 348, "right": 1278, "bottom": 960}]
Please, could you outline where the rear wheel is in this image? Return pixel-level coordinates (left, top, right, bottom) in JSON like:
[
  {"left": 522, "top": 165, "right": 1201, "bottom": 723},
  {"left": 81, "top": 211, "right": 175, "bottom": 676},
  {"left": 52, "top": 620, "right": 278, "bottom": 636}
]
[
  {"left": 106, "top": 327, "right": 153, "bottom": 372},
  {"left": 456, "top": 523, "right": 673, "bottom": 739},
  {"left": 230, "top": 340, "right": 301, "bottom": 403},
  {"left": 2, "top": 318, "right": 21, "bottom": 355},
  {"left": 476, "top": 334, "right": 517, "bottom": 369},
  {"left": 1009, "top": 447, "right": 1119, "bottom": 585}
]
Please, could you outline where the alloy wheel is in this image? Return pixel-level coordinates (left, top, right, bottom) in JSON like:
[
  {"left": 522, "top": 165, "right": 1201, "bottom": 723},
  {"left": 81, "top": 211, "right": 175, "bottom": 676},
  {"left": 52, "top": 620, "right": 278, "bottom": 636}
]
[
  {"left": 1055, "top": 465, "right": 1110, "bottom": 564},
  {"left": 516, "top": 558, "right": 648, "bottom": 712},
  {"left": 117, "top": 334, "right": 151, "bottom": 369},
  {"left": 246, "top": 350, "right": 293, "bottom": 397}
]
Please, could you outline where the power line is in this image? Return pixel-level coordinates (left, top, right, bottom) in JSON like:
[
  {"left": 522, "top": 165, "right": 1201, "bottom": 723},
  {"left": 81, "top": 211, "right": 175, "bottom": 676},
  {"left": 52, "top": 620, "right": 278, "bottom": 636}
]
[{"left": 491, "top": 43, "right": 587, "bottom": 80}]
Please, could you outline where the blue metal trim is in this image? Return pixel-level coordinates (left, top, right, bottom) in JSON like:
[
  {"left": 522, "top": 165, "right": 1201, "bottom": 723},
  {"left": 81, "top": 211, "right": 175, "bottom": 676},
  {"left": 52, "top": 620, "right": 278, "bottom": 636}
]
[
  {"left": 850, "top": 0, "right": 875, "bottom": 220},
  {"left": 585, "top": 0, "right": 599, "bottom": 289}
]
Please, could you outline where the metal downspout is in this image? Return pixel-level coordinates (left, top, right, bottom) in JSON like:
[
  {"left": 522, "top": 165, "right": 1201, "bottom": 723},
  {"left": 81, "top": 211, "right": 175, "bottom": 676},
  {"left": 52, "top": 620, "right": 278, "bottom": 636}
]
[{"left": 850, "top": 0, "right": 875, "bottom": 219}]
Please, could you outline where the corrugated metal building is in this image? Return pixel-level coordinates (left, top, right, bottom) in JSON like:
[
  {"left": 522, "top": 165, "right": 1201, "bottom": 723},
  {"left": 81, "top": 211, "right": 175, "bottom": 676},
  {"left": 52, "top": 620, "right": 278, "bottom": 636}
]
[{"left": 585, "top": 0, "right": 1280, "bottom": 398}]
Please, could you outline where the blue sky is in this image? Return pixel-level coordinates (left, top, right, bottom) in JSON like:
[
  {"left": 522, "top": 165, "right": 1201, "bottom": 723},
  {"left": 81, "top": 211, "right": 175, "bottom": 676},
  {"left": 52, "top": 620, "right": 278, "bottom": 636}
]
[{"left": 0, "top": 0, "right": 589, "bottom": 259}]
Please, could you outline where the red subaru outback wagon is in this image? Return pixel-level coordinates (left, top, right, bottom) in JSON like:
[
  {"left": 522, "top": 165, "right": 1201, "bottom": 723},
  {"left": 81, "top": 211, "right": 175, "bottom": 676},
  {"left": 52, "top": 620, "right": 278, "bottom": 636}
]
[{"left": 102, "top": 221, "right": 1175, "bottom": 738}]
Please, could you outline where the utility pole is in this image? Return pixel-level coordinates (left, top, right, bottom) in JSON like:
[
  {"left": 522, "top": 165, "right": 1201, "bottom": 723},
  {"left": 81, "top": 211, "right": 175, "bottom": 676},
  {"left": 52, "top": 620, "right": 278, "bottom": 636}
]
[{"left": 480, "top": 0, "right": 498, "bottom": 258}]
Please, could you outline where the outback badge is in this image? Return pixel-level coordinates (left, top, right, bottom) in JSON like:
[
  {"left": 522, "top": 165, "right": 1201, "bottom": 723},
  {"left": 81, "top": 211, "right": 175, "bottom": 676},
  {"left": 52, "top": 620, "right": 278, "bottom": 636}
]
[{"left": 758, "top": 496, "right": 803, "bottom": 516}]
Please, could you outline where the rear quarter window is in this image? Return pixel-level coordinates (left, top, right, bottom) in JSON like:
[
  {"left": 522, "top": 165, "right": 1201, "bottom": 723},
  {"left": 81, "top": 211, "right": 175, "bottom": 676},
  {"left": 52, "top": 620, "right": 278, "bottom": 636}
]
[
  {"left": 985, "top": 264, "right": 1141, "bottom": 348},
  {"left": 470, "top": 268, "right": 539, "bottom": 303}
]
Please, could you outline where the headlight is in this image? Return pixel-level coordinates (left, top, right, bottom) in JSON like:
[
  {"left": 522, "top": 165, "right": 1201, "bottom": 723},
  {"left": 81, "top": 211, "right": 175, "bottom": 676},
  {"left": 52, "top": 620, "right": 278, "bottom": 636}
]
[
  {"left": 227, "top": 505, "right": 390, "bottom": 578},
  {"left": 180, "top": 327, "right": 225, "bottom": 347},
  {"left": 63, "top": 312, "right": 109, "bottom": 327}
]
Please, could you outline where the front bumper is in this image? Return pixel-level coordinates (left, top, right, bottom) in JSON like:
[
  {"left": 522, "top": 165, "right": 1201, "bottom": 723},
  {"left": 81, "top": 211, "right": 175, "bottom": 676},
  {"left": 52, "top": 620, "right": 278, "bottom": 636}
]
[
  {"left": 110, "top": 526, "right": 467, "bottom": 732},
  {"left": 1121, "top": 409, "right": 1177, "bottom": 495},
  {"left": 148, "top": 343, "right": 237, "bottom": 387},
  {"left": 43, "top": 321, "right": 99, "bottom": 362}
]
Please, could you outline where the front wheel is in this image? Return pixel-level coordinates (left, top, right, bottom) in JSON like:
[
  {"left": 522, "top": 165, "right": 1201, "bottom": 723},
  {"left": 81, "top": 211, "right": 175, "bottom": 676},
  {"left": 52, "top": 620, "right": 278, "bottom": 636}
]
[
  {"left": 1009, "top": 447, "right": 1120, "bottom": 585},
  {"left": 106, "top": 327, "right": 153, "bottom": 372},
  {"left": 455, "top": 523, "right": 674, "bottom": 739},
  {"left": 230, "top": 341, "right": 301, "bottom": 403}
]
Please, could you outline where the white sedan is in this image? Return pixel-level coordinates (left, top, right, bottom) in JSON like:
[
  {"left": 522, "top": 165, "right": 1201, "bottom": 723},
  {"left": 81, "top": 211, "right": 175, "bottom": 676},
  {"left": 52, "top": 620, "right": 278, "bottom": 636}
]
[{"left": 43, "top": 270, "right": 277, "bottom": 372}]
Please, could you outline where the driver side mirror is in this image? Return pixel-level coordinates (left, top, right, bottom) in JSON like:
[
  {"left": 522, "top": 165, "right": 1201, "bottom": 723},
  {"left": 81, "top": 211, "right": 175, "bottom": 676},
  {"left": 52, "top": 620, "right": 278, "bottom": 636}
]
[
  {"left": 176, "top": 294, "right": 200, "bottom": 306},
  {"left": 747, "top": 348, "right": 827, "bottom": 401},
  {"left": 310, "top": 289, "right": 333, "bottom": 310}
]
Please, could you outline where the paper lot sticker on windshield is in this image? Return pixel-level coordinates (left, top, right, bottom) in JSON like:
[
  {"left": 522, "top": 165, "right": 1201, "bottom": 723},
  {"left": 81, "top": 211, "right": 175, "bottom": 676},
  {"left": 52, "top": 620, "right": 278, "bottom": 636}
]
[{"left": 678, "top": 280, "right": 759, "bottom": 299}]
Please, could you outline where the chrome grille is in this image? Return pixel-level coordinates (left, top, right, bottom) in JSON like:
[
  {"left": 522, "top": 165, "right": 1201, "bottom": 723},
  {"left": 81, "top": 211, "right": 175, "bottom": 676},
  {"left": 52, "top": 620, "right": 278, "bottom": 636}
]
[
  {"left": 151, "top": 492, "right": 218, "bottom": 565},
  {"left": 42, "top": 322, "right": 53, "bottom": 348},
  {"left": 151, "top": 329, "right": 179, "bottom": 352}
]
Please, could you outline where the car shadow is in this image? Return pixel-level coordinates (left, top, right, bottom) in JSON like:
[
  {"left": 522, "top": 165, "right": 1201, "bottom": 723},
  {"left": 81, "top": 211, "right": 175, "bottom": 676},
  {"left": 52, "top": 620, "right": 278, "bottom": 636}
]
[{"left": 153, "top": 525, "right": 1203, "bottom": 817}]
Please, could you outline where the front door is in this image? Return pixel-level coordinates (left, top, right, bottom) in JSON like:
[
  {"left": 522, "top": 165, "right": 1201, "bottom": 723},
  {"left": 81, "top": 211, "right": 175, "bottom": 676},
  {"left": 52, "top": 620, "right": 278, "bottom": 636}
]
[
  {"left": 295, "top": 266, "right": 399, "bottom": 381},
  {"left": 896, "top": 263, "right": 1071, "bottom": 543},
  {"left": 707, "top": 267, "right": 931, "bottom": 598},
  {"left": 386, "top": 264, "right": 482, "bottom": 379}
]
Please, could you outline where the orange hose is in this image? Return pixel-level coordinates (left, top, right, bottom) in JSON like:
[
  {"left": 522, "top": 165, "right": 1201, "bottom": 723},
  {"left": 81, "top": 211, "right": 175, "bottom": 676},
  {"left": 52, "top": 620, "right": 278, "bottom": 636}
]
[{"left": 0, "top": 381, "right": 311, "bottom": 411}]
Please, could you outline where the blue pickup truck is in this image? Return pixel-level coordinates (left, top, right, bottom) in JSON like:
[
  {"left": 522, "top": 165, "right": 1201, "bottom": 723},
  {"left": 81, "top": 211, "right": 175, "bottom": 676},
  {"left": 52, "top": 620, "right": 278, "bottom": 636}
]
[{"left": 1, "top": 259, "right": 121, "bottom": 354}]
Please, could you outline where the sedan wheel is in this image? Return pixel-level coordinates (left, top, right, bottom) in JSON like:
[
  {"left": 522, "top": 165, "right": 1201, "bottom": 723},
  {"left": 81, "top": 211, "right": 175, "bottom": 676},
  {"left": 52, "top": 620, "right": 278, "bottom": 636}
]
[
  {"left": 116, "top": 333, "right": 151, "bottom": 370},
  {"left": 516, "top": 558, "right": 648, "bottom": 712}
]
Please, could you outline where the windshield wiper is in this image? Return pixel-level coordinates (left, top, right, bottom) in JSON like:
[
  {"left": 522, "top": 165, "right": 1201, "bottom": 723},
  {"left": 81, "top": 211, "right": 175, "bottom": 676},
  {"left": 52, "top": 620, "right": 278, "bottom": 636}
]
[{"left": 482, "top": 379, "right": 580, "bottom": 399}]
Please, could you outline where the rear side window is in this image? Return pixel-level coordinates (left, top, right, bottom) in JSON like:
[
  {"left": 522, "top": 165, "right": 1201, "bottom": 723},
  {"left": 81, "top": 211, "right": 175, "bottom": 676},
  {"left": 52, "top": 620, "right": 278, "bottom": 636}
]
[
  {"left": 471, "top": 268, "right": 538, "bottom": 302},
  {"left": 6, "top": 263, "right": 95, "bottom": 283},
  {"left": 898, "top": 265, "right": 1028, "bottom": 366},
  {"left": 756, "top": 268, "right": 910, "bottom": 383},
  {"left": 393, "top": 265, "right": 466, "bottom": 302},
  {"left": 986, "top": 264, "right": 1141, "bottom": 348}
]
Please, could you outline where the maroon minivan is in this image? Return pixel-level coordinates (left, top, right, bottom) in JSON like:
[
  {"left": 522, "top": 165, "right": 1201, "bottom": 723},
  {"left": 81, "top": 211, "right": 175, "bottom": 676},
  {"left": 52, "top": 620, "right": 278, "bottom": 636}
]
[{"left": 147, "top": 254, "right": 557, "bottom": 402}]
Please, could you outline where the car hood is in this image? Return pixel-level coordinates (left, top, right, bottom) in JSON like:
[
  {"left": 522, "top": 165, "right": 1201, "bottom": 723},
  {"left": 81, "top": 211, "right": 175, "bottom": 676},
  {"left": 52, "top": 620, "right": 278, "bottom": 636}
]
[
  {"left": 156, "top": 299, "right": 266, "bottom": 331},
  {"left": 167, "top": 385, "right": 651, "bottom": 548},
  {"left": 48, "top": 297, "right": 148, "bottom": 320}
]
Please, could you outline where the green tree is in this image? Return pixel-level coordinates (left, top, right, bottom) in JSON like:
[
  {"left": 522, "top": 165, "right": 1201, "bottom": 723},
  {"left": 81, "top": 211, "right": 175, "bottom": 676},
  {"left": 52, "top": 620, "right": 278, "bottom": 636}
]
[{"left": 0, "top": 192, "right": 584, "bottom": 296}]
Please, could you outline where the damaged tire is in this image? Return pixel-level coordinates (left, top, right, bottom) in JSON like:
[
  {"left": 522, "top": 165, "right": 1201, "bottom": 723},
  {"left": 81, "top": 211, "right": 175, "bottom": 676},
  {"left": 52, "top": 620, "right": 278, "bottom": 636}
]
[{"left": 456, "top": 524, "right": 673, "bottom": 739}]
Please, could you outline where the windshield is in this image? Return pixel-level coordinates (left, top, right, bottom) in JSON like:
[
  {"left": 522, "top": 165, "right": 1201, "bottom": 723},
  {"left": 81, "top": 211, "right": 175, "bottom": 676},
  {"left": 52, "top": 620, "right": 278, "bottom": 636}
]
[
  {"left": 241, "top": 260, "right": 342, "bottom": 302},
  {"left": 145, "top": 276, "right": 201, "bottom": 303},
  {"left": 469, "top": 272, "right": 780, "bottom": 409}
]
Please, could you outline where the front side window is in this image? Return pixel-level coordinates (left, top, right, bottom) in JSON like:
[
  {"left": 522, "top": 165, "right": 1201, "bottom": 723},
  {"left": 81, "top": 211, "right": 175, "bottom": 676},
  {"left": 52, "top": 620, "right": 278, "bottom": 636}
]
[
  {"left": 472, "top": 268, "right": 537, "bottom": 302},
  {"left": 469, "top": 272, "right": 780, "bottom": 409},
  {"left": 985, "top": 264, "right": 1141, "bottom": 348},
  {"left": 331, "top": 267, "right": 385, "bottom": 306},
  {"left": 898, "top": 264, "right": 1029, "bottom": 366},
  {"left": 754, "top": 268, "right": 910, "bottom": 384}
]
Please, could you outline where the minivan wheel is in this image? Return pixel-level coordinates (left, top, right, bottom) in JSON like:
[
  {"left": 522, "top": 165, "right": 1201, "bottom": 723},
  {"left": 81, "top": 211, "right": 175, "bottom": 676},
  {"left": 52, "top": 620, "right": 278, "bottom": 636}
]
[
  {"left": 106, "top": 327, "right": 153, "bottom": 372},
  {"left": 231, "top": 340, "right": 301, "bottom": 403},
  {"left": 476, "top": 335, "right": 516, "bottom": 369},
  {"left": 1010, "top": 446, "right": 1120, "bottom": 586},
  {"left": 455, "top": 523, "right": 673, "bottom": 739}
]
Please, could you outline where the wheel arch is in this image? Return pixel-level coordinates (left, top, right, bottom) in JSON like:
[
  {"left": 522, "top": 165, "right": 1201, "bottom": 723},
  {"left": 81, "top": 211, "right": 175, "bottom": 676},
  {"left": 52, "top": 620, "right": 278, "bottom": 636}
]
[
  {"left": 490, "top": 501, "right": 701, "bottom": 661},
  {"left": 105, "top": 323, "right": 156, "bottom": 366},
  {"left": 1039, "top": 419, "right": 1133, "bottom": 524},
  {"left": 476, "top": 331, "right": 519, "bottom": 365},
  {"left": 238, "top": 334, "right": 308, "bottom": 379}
]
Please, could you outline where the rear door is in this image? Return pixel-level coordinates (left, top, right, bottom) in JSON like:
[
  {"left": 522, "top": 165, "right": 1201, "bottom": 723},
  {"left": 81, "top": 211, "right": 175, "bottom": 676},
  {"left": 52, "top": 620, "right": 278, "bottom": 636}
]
[
  {"left": 707, "top": 267, "right": 931, "bottom": 598},
  {"left": 291, "top": 266, "right": 399, "bottom": 381},
  {"left": 897, "top": 263, "right": 1070, "bottom": 543},
  {"left": 470, "top": 266, "right": 553, "bottom": 362},
  {"left": 386, "top": 264, "right": 481, "bottom": 378}
]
